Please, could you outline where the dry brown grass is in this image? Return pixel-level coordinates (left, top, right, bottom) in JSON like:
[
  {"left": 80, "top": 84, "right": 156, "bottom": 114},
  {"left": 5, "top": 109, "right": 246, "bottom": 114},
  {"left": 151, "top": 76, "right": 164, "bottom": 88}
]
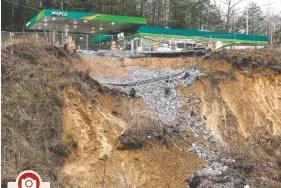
[
  {"left": 117, "top": 113, "right": 165, "bottom": 149},
  {"left": 1, "top": 37, "right": 99, "bottom": 186},
  {"left": 214, "top": 48, "right": 281, "bottom": 68}
]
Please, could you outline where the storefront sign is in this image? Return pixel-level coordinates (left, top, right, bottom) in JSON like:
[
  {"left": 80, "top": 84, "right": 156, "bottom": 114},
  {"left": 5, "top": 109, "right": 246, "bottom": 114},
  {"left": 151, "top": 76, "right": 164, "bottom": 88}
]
[{"left": 52, "top": 11, "right": 68, "bottom": 17}]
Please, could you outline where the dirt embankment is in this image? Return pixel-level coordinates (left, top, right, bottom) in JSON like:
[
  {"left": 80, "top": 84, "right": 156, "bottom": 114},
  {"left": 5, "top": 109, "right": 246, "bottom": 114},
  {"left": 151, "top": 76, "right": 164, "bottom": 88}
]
[
  {"left": 178, "top": 59, "right": 281, "bottom": 183},
  {"left": 1, "top": 39, "right": 205, "bottom": 188},
  {"left": 2, "top": 39, "right": 281, "bottom": 188},
  {"left": 201, "top": 70, "right": 281, "bottom": 140},
  {"left": 61, "top": 88, "right": 205, "bottom": 188},
  {"left": 179, "top": 60, "right": 281, "bottom": 147}
]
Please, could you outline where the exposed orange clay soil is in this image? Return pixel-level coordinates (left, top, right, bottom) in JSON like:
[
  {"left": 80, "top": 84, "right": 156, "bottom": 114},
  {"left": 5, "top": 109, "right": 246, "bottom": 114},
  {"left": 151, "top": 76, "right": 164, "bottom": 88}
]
[
  {"left": 177, "top": 61, "right": 281, "bottom": 158},
  {"left": 61, "top": 89, "right": 205, "bottom": 188}
]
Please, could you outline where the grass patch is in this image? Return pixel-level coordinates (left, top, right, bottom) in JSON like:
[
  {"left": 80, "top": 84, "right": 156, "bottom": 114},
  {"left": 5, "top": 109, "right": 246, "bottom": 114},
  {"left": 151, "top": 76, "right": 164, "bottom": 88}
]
[
  {"left": 117, "top": 114, "right": 165, "bottom": 150},
  {"left": 213, "top": 48, "right": 281, "bottom": 71}
]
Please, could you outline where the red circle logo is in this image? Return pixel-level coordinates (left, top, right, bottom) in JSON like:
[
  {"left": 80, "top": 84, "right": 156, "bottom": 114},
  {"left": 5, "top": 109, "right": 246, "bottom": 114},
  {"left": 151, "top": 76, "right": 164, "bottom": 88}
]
[{"left": 16, "top": 171, "right": 41, "bottom": 188}]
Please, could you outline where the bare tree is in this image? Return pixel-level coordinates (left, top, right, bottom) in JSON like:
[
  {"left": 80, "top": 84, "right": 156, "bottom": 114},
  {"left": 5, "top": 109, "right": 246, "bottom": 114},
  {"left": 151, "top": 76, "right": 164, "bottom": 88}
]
[
  {"left": 220, "top": 0, "right": 243, "bottom": 32},
  {"left": 265, "top": 9, "right": 281, "bottom": 45}
]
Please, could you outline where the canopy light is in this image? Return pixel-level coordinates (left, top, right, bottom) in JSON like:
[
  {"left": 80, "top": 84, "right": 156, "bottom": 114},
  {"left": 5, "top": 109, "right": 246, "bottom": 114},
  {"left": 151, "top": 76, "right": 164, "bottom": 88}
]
[
  {"left": 99, "top": 27, "right": 103, "bottom": 30},
  {"left": 73, "top": 25, "right": 77, "bottom": 28},
  {"left": 91, "top": 30, "right": 95, "bottom": 33},
  {"left": 38, "top": 27, "right": 42, "bottom": 29},
  {"left": 52, "top": 18, "right": 56, "bottom": 21},
  {"left": 74, "top": 21, "right": 77, "bottom": 24},
  {"left": 43, "top": 23, "right": 48, "bottom": 26},
  {"left": 111, "top": 22, "right": 115, "bottom": 25},
  {"left": 83, "top": 20, "right": 87, "bottom": 23}
]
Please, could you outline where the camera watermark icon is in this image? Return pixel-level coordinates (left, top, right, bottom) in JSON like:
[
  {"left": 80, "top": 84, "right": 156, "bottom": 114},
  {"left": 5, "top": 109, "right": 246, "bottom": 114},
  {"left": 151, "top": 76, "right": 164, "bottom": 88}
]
[{"left": 7, "top": 170, "right": 50, "bottom": 188}]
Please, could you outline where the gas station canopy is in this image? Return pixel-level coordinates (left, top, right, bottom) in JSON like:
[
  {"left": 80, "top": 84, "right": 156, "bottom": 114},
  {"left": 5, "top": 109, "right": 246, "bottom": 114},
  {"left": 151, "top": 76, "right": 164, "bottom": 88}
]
[{"left": 26, "top": 9, "right": 147, "bottom": 34}]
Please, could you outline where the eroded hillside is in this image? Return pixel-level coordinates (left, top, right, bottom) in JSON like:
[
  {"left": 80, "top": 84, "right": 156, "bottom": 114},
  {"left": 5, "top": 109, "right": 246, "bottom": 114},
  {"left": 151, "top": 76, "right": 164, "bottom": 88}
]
[
  {"left": 1, "top": 39, "right": 205, "bottom": 188},
  {"left": 178, "top": 60, "right": 281, "bottom": 144},
  {"left": 178, "top": 60, "right": 281, "bottom": 186},
  {"left": 81, "top": 52, "right": 281, "bottom": 187},
  {"left": 1, "top": 39, "right": 281, "bottom": 188}
]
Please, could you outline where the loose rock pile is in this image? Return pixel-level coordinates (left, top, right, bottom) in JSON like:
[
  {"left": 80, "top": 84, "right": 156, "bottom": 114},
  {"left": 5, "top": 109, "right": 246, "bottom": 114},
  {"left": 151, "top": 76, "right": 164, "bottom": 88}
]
[{"left": 96, "top": 68, "right": 200, "bottom": 123}]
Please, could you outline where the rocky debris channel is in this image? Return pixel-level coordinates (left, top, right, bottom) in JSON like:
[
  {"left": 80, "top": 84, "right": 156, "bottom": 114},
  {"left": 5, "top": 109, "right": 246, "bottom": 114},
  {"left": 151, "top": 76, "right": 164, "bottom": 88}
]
[
  {"left": 96, "top": 68, "right": 199, "bottom": 123},
  {"left": 94, "top": 64, "right": 251, "bottom": 188},
  {"left": 95, "top": 67, "right": 220, "bottom": 144}
]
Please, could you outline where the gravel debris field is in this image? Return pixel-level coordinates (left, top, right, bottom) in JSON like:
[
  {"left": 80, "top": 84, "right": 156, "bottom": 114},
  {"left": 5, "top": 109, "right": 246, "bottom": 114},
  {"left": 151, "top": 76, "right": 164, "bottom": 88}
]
[
  {"left": 94, "top": 64, "right": 222, "bottom": 150},
  {"left": 93, "top": 56, "right": 244, "bottom": 188}
]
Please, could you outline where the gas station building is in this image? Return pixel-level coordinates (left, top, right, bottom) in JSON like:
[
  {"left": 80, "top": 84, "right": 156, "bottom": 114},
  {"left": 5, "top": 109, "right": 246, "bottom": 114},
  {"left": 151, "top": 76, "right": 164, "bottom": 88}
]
[
  {"left": 25, "top": 9, "right": 146, "bottom": 49},
  {"left": 26, "top": 9, "right": 268, "bottom": 51}
]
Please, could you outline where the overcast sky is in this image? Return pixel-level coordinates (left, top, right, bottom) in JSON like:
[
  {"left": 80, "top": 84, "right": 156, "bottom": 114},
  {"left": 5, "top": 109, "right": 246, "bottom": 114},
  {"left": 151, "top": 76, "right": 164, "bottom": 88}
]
[{"left": 214, "top": 0, "right": 281, "bottom": 14}]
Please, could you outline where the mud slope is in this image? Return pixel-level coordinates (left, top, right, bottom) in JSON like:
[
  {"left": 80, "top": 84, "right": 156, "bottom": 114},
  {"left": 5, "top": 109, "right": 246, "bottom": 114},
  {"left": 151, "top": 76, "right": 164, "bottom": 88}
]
[
  {"left": 61, "top": 89, "right": 205, "bottom": 188},
  {"left": 178, "top": 61, "right": 281, "bottom": 158}
]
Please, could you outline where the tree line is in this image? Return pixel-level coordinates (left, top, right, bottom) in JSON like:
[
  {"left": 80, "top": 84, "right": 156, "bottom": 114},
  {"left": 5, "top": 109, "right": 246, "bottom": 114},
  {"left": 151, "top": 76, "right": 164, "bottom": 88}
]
[{"left": 2, "top": 0, "right": 281, "bottom": 44}]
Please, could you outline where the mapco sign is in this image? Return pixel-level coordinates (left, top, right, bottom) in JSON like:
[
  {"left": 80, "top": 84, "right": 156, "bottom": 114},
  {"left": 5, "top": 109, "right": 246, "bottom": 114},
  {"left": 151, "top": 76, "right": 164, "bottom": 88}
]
[{"left": 51, "top": 11, "right": 67, "bottom": 17}]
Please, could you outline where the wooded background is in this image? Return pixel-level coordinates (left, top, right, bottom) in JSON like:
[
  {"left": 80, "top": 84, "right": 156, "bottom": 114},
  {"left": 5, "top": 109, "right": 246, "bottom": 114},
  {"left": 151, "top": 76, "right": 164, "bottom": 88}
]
[{"left": 2, "top": 0, "right": 281, "bottom": 44}]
